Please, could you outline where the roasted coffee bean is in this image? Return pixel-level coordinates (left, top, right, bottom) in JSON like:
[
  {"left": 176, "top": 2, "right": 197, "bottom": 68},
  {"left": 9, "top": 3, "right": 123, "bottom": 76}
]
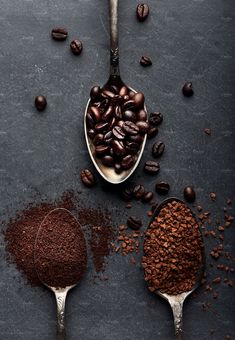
[
  {"left": 99, "top": 98, "right": 109, "bottom": 110},
  {"left": 102, "top": 90, "right": 115, "bottom": 98},
  {"left": 152, "top": 141, "right": 165, "bottom": 157},
  {"left": 101, "top": 155, "right": 114, "bottom": 167},
  {"left": 117, "top": 120, "right": 125, "bottom": 128},
  {"left": 184, "top": 186, "right": 196, "bottom": 203},
  {"left": 93, "top": 134, "right": 104, "bottom": 146},
  {"left": 109, "top": 85, "right": 119, "bottom": 94},
  {"left": 90, "top": 106, "right": 101, "bottom": 122},
  {"left": 70, "top": 39, "right": 83, "bottom": 55},
  {"left": 137, "top": 109, "right": 147, "bottom": 121},
  {"left": 127, "top": 216, "right": 142, "bottom": 230},
  {"left": 119, "top": 86, "right": 128, "bottom": 96},
  {"left": 126, "top": 141, "right": 139, "bottom": 155},
  {"left": 147, "top": 126, "right": 158, "bottom": 139},
  {"left": 144, "top": 161, "right": 160, "bottom": 174},
  {"left": 95, "top": 122, "right": 109, "bottom": 132},
  {"left": 114, "top": 105, "right": 122, "bottom": 119},
  {"left": 123, "top": 110, "right": 137, "bottom": 122},
  {"left": 112, "top": 126, "right": 125, "bottom": 140},
  {"left": 80, "top": 169, "right": 95, "bottom": 187},
  {"left": 136, "top": 3, "right": 149, "bottom": 22},
  {"left": 123, "top": 121, "right": 139, "bottom": 135},
  {"left": 140, "top": 56, "right": 152, "bottom": 66},
  {"left": 87, "top": 129, "right": 96, "bottom": 139},
  {"left": 142, "top": 191, "right": 154, "bottom": 203},
  {"left": 108, "top": 117, "right": 116, "bottom": 130},
  {"left": 129, "top": 91, "right": 135, "bottom": 98},
  {"left": 149, "top": 112, "right": 163, "bottom": 126},
  {"left": 121, "top": 155, "right": 135, "bottom": 170},
  {"left": 136, "top": 121, "right": 150, "bottom": 133},
  {"left": 133, "top": 184, "right": 145, "bottom": 199},
  {"left": 86, "top": 113, "right": 95, "bottom": 128},
  {"left": 115, "top": 163, "right": 122, "bottom": 174},
  {"left": 51, "top": 27, "right": 68, "bottom": 41},
  {"left": 112, "top": 140, "right": 126, "bottom": 156},
  {"left": 155, "top": 181, "right": 170, "bottom": 195},
  {"left": 123, "top": 95, "right": 129, "bottom": 101},
  {"left": 103, "top": 131, "right": 113, "bottom": 144},
  {"left": 129, "top": 134, "right": 144, "bottom": 144},
  {"left": 102, "top": 106, "right": 113, "bottom": 121},
  {"left": 122, "top": 187, "right": 133, "bottom": 201},
  {"left": 35, "top": 95, "right": 47, "bottom": 111},
  {"left": 110, "top": 148, "right": 114, "bottom": 157},
  {"left": 182, "top": 82, "right": 194, "bottom": 97},
  {"left": 133, "top": 92, "right": 145, "bottom": 109},
  {"left": 95, "top": 144, "right": 110, "bottom": 155},
  {"left": 90, "top": 86, "right": 101, "bottom": 100},
  {"left": 123, "top": 100, "right": 136, "bottom": 111}
]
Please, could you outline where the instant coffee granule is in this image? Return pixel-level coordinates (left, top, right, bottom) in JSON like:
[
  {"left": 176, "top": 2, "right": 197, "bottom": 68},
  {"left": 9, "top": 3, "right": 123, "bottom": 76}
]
[
  {"left": 143, "top": 200, "right": 204, "bottom": 295},
  {"left": 34, "top": 209, "right": 87, "bottom": 288}
]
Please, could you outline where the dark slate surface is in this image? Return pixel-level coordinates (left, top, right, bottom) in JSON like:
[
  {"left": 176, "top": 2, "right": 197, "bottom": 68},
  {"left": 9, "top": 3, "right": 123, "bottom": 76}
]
[{"left": 0, "top": 0, "right": 234, "bottom": 339}]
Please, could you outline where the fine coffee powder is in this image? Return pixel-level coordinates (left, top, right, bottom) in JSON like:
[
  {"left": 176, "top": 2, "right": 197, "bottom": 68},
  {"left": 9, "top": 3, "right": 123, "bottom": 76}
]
[
  {"left": 35, "top": 209, "right": 87, "bottom": 288},
  {"left": 143, "top": 200, "right": 203, "bottom": 295}
]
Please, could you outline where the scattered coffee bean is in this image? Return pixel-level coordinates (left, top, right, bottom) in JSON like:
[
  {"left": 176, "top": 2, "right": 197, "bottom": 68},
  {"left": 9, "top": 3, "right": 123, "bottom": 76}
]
[
  {"left": 133, "top": 184, "right": 145, "bottom": 199},
  {"left": 144, "top": 161, "right": 160, "bottom": 174},
  {"left": 155, "top": 181, "right": 170, "bottom": 195},
  {"left": 184, "top": 186, "right": 196, "bottom": 203},
  {"left": 35, "top": 95, "right": 47, "bottom": 111},
  {"left": 121, "top": 187, "right": 133, "bottom": 201},
  {"left": 70, "top": 39, "right": 83, "bottom": 55},
  {"left": 152, "top": 141, "right": 165, "bottom": 157},
  {"left": 136, "top": 3, "right": 149, "bottom": 22},
  {"left": 127, "top": 216, "right": 142, "bottom": 230},
  {"left": 136, "top": 121, "right": 150, "bottom": 133},
  {"left": 204, "top": 128, "right": 211, "bottom": 135},
  {"left": 80, "top": 169, "right": 96, "bottom": 187},
  {"left": 142, "top": 191, "right": 154, "bottom": 203},
  {"left": 182, "top": 82, "right": 194, "bottom": 97},
  {"left": 140, "top": 56, "right": 152, "bottom": 67},
  {"left": 51, "top": 27, "right": 68, "bottom": 41},
  {"left": 147, "top": 126, "right": 158, "bottom": 139},
  {"left": 149, "top": 112, "right": 163, "bottom": 126}
]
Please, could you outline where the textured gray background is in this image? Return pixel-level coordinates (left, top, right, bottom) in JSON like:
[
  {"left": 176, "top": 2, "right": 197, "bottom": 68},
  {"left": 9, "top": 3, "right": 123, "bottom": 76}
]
[{"left": 0, "top": 0, "right": 234, "bottom": 339}]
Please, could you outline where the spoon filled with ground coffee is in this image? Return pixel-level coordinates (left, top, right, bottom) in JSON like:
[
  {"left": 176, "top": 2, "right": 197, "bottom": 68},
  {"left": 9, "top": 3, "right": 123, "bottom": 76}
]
[
  {"left": 142, "top": 198, "right": 205, "bottom": 340},
  {"left": 84, "top": 0, "right": 148, "bottom": 184},
  {"left": 34, "top": 208, "right": 87, "bottom": 340}
]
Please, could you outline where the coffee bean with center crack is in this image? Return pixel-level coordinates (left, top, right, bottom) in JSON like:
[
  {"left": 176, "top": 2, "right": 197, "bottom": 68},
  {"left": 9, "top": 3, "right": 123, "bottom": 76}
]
[
  {"left": 127, "top": 216, "right": 142, "bottom": 230},
  {"left": 133, "top": 184, "right": 145, "bottom": 199},
  {"left": 155, "top": 181, "right": 170, "bottom": 195},
  {"left": 136, "top": 121, "right": 150, "bottom": 133},
  {"left": 142, "top": 191, "right": 154, "bottom": 203},
  {"left": 112, "top": 140, "right": 126, "bottom": 156},
  {"left": 121, "top": 187, "right": 133, "bottom": 201},
  {"left": 123, "top": 110, "right": 137, "bottom": 122},
  {"left": 147, "top": 127, "right": 158, "bottom": 139},
  {"left": 149, "top": 112, "right": 163, "bottom": 126},
  {"left": 140, "top": 56, "right": 152, "bottom": 67},
  {"left": 112, "top": 126, "right": 126, "bottom": 140},
  {"left": 51, "top": 27, "right": 68, "bottom": 41},
  {"left": 70, "top": 39, "right": 83, "bottom": 55},
  {"left": 144, "top": 161, "right": 160, "bottom": 174},
  {"left": 121, "top": 155, "right": 135, "bottom": 170},
  {"left": 93, "top": 134, "right": 104, "bottom": 146},
  {"left": 123, "top": 121, "right": 139, "bottom": 135},
  {"left": 136, "top": 3, "right": 149, "bottom": 22},
  {"left": 152, "top": 141, "right": 165, "bottom": 157},
  {"left": 80, "top": 169, "right": 96, "bottom": 187},
  {"left": 95, "top": 145, "right": 110, "bottom": 156},
  {"left": 102, "top": 106, "right": 113, "bottom": 122}
]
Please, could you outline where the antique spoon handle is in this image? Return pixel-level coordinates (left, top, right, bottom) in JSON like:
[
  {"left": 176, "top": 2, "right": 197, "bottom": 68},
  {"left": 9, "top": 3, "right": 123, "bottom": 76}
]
[
  {"left": 54, "top": 289, "right": 68, "bottom": 340},
  {"left": 170, "top": 299, "right": 184, "bottom": 340},
  {"left": 109, "top": 0, "right": 120, "bottom": 77}
]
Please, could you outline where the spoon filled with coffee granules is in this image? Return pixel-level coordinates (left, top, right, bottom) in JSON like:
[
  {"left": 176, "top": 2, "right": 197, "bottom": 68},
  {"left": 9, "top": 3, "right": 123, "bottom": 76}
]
[
  {"left": 142, "top": 198, "right": 205, "bottom": 340},
  {"left": 34, "top": 208, "right": 87, "bottom": 340}
]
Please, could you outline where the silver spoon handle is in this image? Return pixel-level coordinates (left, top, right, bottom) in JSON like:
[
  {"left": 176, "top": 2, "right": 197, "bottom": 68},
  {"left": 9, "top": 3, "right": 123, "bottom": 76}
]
[
  {"left": 109, "top": 0, "right": 120, "bottom": 77},
  {"left": 170, "top": 300, "right": 184, "bottom": 340},
  {"left": 54, "top": 290, "right": 68, "bottom": 340}
]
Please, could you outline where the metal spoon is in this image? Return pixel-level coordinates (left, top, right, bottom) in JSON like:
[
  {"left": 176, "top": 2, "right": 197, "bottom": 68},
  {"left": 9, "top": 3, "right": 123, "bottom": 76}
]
[
  {"left": 34, "top": 208, "right": 87, "bottom": 340},
  {"left": 145, "top": 198, "right": 205, "bottom": 340},
  {"left": 84, "top": 0, "right": 147, "bottom": 184}
]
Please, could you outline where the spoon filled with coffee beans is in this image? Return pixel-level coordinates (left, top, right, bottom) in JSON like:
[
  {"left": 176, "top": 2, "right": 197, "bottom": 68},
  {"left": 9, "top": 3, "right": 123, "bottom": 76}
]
[
  {"left": 84, "top": 0, "right": 149, "bottom": 184},
  {"left": 143, "top": 198, "right": 205, "bottom": 340},
  {"left": 34, "top": 208, "right": 87, "bottom": 340}
]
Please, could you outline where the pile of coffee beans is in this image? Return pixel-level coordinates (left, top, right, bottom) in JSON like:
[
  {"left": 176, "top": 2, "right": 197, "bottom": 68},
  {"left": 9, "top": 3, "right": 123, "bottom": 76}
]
[
  {"left": 86, "top": 85, "right": 149, "bottom": 173},
  {"left": 143, "top": 200, "right": 204, "bottom": 295}
]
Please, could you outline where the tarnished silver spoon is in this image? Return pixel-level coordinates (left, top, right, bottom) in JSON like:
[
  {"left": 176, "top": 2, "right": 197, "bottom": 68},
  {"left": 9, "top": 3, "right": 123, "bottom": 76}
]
[
  {"left": 34, "top": 208, "right": 87, "bottom": 340},
  {"left": 144, "top": 198, "right": 205, "bottom": 340},
  {"left": 84, "top": 0, "right": 147, "bottom": 184}
]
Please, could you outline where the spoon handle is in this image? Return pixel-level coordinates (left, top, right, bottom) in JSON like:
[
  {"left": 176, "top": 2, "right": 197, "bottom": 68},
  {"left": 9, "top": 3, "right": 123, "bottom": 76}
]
[
  {"left": 170, "top": 299, "right": 184, "bottom": 340},
  {"left": 54, "top": 290, "right": 68, "bottom": 340},
  {"left": 109, "top": 0, "right": 120, "bottom": 78}
]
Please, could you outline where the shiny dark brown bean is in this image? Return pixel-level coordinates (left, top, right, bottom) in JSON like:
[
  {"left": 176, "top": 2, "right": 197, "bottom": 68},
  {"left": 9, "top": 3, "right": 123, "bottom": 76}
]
[
  {"left": 86, "top": 113, "right": 95, "bottom": 128},
  {"left": 140, "top": 56, "right": 152, "bottom": 67},
  {"left": 51, "top": 27, "right": 68, "bottom": 41},
  {"left": 108, "top": 117, "right": 116, "bottom": 129},
  {"left": 123, "top": 110, "right": 137, "bottom": 122},
  {"left": 90, "top": 106, "right": 101, "bottom": 122},
  {"left": 155, "top": 181, "right": 170, "bottom": 195},
  {"left": 128, "top": 134, "right": 144, "bottom": 144},
  {"left": 123, "top": 95, "right": 129, "bottom": 101},
  {"left": 142, "top": 191, "right": 154, "bottom": 203},
  {"left": 70, "top": 39, "right": 83, "bottom": 55},
  {"left": 149, "top": 112, "right": 163, "bottom": 126},
  {"left": 114, "top": 105, "right": 122, "bottom": 119},
  {"left": 35, "top": 95, "right": 47, "bottom": 111},
  {"left": 144, "top": 161, "right": 160, "bottom": 174},
  {"left": 133, "top": 184, "right": 145, "bottom": 199},
  {"left": 117, "top": 120, "right": 125, "bottom": 128},
  {"left": 95, "top": 144, "right": 110, "bottom": 155},
  {"left": 127, "top": 216, "right": 142, "bottom": 230},
  {"left": 102, "top": 90, "right": 115, "bottom": 98},
  {"left": 121, "top": 155, "right": 135, "bottom": 170},
  {"left": 95, "top": 122, "right": 109, "bottom": 132},
  {"left": 136, "top": 3, "right": 149, "bottom": 22},
  {"left": 115, "top": 163, "right": 122, "bottom": 174},
  {"left": 184, "top": 186, "right": 196, "bottom": 202},
  {"left": 133, "top": 92, "right": 145, "bottom": 109},
  {"left": 136, "top": 121, "right": 150, "bottom": 133},
  {"left": 87, "top": 129, "right": 96, "bottom": 139},
  {"left": 112, "top": 140, "right": 126, "bottom": 156},
  {"left": 80, "top": 169, "right": 96, "bottom": 187},
  {"left": 147, "top": 126, "right": 158, "bottom": 139},
  {"left": 152, "top": 141, "right": 165, "bottom": 157},
  {"left": 119, "top": 86, "right": 128, "bottom": 96},
  {"left": 137, "top": 109, "right": 147, "bottom": 121},
  {"left": 126, "top": 141, "right": 139, "bottom": 155},
  {"left": 103, "top": 131, "right": 113, "bottom": 144},
  {"left": 90, "top": 86, "right": 101, "bottom": 100},
  {"left": 123, "top": 121, "right": 139, "bottom": 135},
  {"left": 101, "top": 155, "right": 114, "bottom": 167},
  {"left": 102, "top": 106, "right": 113, "bottom": 121},
  {"left": 112, "top": 126, "right": 126, "bottom": 140},
  {"left": 93, "top": 134, "right": 104, "bottom": 146},
  {"left": 182, "top": 82, "right": 194, "bottom": 97},
  {"left": 123, "top": 100, "right": 136, "bottom": 111}
]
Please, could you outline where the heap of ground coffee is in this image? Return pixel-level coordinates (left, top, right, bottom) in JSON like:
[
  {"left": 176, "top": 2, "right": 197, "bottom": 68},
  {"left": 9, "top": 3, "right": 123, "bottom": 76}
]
[
  {"left": 142, "top": 200, "right": 204, "bottom": 295},
  {"left": 34, "top": 209, "right": 87, "bottom": 288}
]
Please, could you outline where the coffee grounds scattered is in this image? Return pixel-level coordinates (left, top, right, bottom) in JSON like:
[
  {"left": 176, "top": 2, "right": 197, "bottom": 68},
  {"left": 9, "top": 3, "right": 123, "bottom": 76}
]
[
  {"left": 143, "top": 200, "right": 204, "bottom": 295},
  {"left": 35, "top": 209, "right": 87, "bottom": 288},
  {"left": 113, "top": 224, "right": 142, "bottom": 257}
]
